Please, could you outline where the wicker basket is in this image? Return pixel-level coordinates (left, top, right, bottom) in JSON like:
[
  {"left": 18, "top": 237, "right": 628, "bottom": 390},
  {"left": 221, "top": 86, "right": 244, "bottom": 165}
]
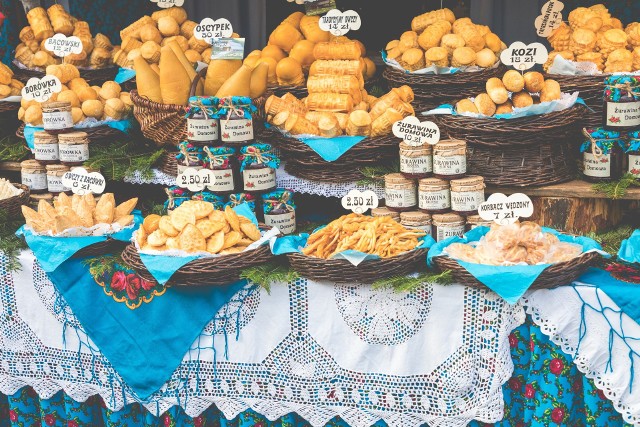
[
  {"left": 0, "top": 101, "right": 20, "bottom": 139},
  {"left": 0, "top": 184, "right": 30, "bottom": 219},
  {"left": 73, "top": 239, "right": 129, "bottom": 258},
  {"left": 268, "top": 75, "right": 385, "bottom": 100},
  {"left": 121, "top": 242, "right": 276, "bottom": 287},
  {"left": 11, "top": 59, "right": 119, "bottom": 86},
  {"left": 159, "top": 150, "right": 178, "bottom": 177},
  {"left": 288, "top": 248, "right": 428, "bottom": 284},
  {"left": 433, "top": 251, "right": 601, "bottom": 290},
  {"left": 545, "top": 73, "right": 604, "bottom": 129},
  {"left": 383, "top": 64, "right": 509, "bottom": 112},
  {"left": 16, "top": 122, "right": 129, "bottom": 145}
]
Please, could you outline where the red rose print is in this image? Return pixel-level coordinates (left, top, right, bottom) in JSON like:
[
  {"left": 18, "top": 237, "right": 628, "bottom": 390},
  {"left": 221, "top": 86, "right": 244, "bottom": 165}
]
[
  {"left": 509, "top": 378, "right": 522, "bottom": 391},
  {"left": 164, "top": 414, "right": 172, "bottom": 427},
  {"left": 529, "top": 339, "right": 535, "bottom": 352},
  {"left": 572, "top": 378, "right": 583, "bottom": 392},
  {"left": 111, "top": 271, "right": 127, "bottom": 292},
  {"left": 550, "top": 358, "right": 564, "bottom": 375},
  {"left": 125, "top": 274, "right": 141, "bottom": 300},
  {"left": 551, "top": 407, "right": 565, "bottom": 424},
  {"left": 140, "top": 278, "right": 155, "bottom": 291},
  {"left": 508, "top": 333, "right": 517, "bottom": 348},
  {"left": 193, "top": 416, "right": 204, "bottom": 427},
  {"left": 68, "top": 420, "right": 79, "bottom": 427},
  {"left": 9, "top": 410, "right": 17, "bottom": 422},
  {"left": 45, "top": 413, "right": 56, "bottom": 426},
  {"left": 524, "top": 384, "right": 535, "bottom": 398}
]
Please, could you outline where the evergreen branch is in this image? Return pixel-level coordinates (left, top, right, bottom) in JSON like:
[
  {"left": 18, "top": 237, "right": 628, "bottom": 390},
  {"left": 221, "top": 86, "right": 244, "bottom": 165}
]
[
  {"left": 240, "top": 262, "right": 299, "bottom": 294},
  {"left": 586, "top": 225, "right": 634, "bottom": 256},
  {"left": 357, "top": 160, "right": 400, "bottom": 186},
  {"left": 0, "top": 209, "right": 27, "bottom": 272},
  {"left": 82, "top": 254, "right": 123, "bottom": 278},
  {"left": 83, "top": 141, "right": 164, "bottom": 181},
  {"left": 0, "top": 136, "right": 30, "bottom": 162},
  {"left": 373, "top": 270, "right": 453, "bottom": 293},
  {"left": 592, "top": 174, "right": 640, "bottom": 199}
]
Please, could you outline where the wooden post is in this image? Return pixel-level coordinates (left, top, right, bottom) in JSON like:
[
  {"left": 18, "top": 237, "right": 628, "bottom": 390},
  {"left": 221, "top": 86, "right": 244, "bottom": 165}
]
[{"left": 529, "top": 197, "right": 623, "bottom": 234}]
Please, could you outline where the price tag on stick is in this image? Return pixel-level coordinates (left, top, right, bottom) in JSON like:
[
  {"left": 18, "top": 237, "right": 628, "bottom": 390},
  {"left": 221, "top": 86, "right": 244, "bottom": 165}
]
[
  {"left": 319, "top": 9, "right": 361, "bottom": 36},
  {"left": 500, "top": 42, "right": 548, "bottom": 71},
  {"left": 341, "top": 190, "right": 379, "bottom": 214},
  {"left": 194, "top": 18, "right": 233, "bottom": 44},
  {"left": 305, "top": 0, "right": 337, "bottom": 16},
  {"left": 21, "top": 75, "right": 62, "bottom": 103},
  {"left": 44, "top": 34, "right": 83, "bottom": 58},
  {"left": 61, "top": 167, "right": 106, "bottom": 196},
  {"left": 535, "top": 0, "right": 564, "bottom": 37},
  {"left": 150, "top": 0, "right": 184, "bottom": 8},
  {"left": 211, "top": 37, "right": 245, "bottom": 60},
  {"left": 392, "top": 116, "right": 440, "bottom": 146},
  {"left": 478, "top": 193, "right": 534, "bottom": 225},
  {"left": 176, "top": 168, "right": 219, "bottom": 192}
]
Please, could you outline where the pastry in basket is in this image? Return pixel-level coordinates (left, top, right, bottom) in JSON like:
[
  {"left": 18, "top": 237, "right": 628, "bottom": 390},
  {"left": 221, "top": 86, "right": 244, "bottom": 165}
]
[
  {"left": 136, "top": 203, "right": 263, "bottom": 255},
  {"left": 0, "top": 179, "right": 24, "bottom": 201},
  {"left": 302, "top": 213, "right": 425, "bottom": 259},
  {"left": 21, "top": 193, "right": 137, "bottom": 235},
  {"left": 0, "top": 63, "right": 24, "bottom": 99}
]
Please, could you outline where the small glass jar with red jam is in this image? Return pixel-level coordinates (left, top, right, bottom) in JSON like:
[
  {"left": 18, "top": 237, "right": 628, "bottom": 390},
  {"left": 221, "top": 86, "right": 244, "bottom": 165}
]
[
  {"left": 450, "top": 175, "right": 485, "bottom": 216},
  {"left": 33, "top": 132, "right": 59, "bottom": 164},
  {"left": 399, "top": 142, "right": 433, "bottom": 179},
  {"left": 433, "top": 140, "right": 467, "bottom": 180},
  {"left": 176, "top": 142, "right": 205, "bottom": 174},
  {"left": 239, "top": 144, "right": 280, "bottom": 193},
  {"left": 219, "top": 97, "right": 256, "bottom": 146},
  {"left": 432, "top": 213, "right": 466, "bottom": 242},
  {"left": 626, "top": 130, "right": 640, "bottom": 179},
  {"left": 42, "top": 101, "right": 74, "bottom": 134},
  {"left": 580, "top": 128, "right": 624, "bottom": 183},
  {"left": 187, "top": 97, "right": 219, "bottom": 146},
  {"left": 603, "top": 75, "right": 640, "bottom": 131},
  {"left": 58, "top": 132, "right": 89, "bottom": 166},
  {"left": 262, "top": 189, "right": 296, "bottom": 235},
  {"left": 418, "top": 177, "right": 450, "bottom": 214},
  {"left": 384, "top": 173, "right": 417, "bottom": 212},
  {"left": 202, "top": 146, "right": 237, "bottom": 195}
]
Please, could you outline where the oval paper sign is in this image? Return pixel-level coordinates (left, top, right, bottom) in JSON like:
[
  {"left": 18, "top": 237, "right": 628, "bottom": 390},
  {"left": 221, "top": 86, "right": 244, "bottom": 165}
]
[
  {"left": 478, "top": 193, "right": 534, "bottom": 225},
  {"left": 61, "top": 167, "right": 106, "bottom": 196},
  {"left": 500, "top": 42, "right": 548, "bottom": 71},
  {"left": 341, "top": 189, "right": 379, "bottom": 214},
  {"left": 21, "top": 75, "right": 62, "bottom": 103},
  {"left": 392, "top": 116, "right": 440, "bottom": 146},
  {"left": 319, "top": 9, "right": 361, "bottom": 36},
  {"left": 194, "top": 18, "right": 233, "bottom": 42}
]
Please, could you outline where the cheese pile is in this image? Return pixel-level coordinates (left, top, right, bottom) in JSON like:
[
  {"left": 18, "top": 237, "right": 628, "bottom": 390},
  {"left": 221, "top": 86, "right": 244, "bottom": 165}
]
[
  {"left": 0, "top": 179, "right": 23, "bottom": 201},
  {"left": 0, "top": 63, "right": 24, "bottom": 99}
]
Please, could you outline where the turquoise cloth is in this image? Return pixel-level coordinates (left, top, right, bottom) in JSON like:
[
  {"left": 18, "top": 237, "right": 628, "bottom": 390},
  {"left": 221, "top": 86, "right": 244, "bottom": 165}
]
[
  {"left": 16, "top": 213, "right": 142, "bottom": 273},
  {"left": 618, "top": 229, "right": 640, "bottom": 263},
  {"left": 579, "top": 267, "right": 640, "bottom": 324},
  {"left": 24, "top": 120, "right": 133, "bottom": 150},
  {"left": 298, "top": 135, "right": 366, "bottom": 162},
  {"left": 427, "top": 226, "right": 606, "bottom": 304},
  {"left": 114, "top": 67, "right": 136, "bottom": 84}
]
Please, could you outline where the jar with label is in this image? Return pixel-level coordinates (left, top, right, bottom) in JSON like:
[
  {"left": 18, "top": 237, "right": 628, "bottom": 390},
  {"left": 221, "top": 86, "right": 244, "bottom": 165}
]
[
  {"left": 262, "top": 189, "right": 296, "bottom": 235},
  {"left": 29, "top": 192, "right": 53, "bottom": 210},
  {"left": 418, "top": 177, "right": 451, "bottom": 214},
  {"left": 202, "top": 146, "right": 237, "bottom": 195},
  {"left": 187, "top": 97, "right": 219, "bottom": 146},
  {"left": 465, "top": 214, "right": 493, "bottom": 232},
  {"left": 626, "top": 131, "right": 640, "bottom": 178},
  {"left": 433, "top": 140, "right": 467, "bottom": 180},
  {"left": 384, "top": 173, "right": 417, "bottom": 212},
  {"left": 371, "top": 207, "right": 400, "bottom": 222},
  {"left": 225, "top": 193, "right": 257, "bottom": 213},
  {"left": 58, "top": 132, "right": 89, "bottom": 166},
  {"left": 164, "top": 186, "right": 193, "bottom": 213},
  {"left": 42, "top": 101, "right": 74, "bottom": 134},
  {"left": 432, "top": 213, "right": 466, "bottom": 242},
  {"left": 239, "top": 144, "right": 279, "bottom": 193},
  {"left": 21, "top": 160, "right": 47, "bottom": 193},
  {"left": 400, "top": 211, "right": 432, "bottom": 237},
  {"left": 399, "top": 142, "right": 433, "bottom": 179},
  {"left": 603, "top": 75, "right": 640, "bottom": 131},
  {"left": 450, "top": 175, "right": 485, "bottom": 216},
  {"left": 191, "top": 191, "right": 225, "bottom": 211},
  {"left": 176, "top": 142, "right": 204, "bottom": 174},
  {"left": 45, "top": 164, "right": 70, "bottom": 194},
  {"left": 33, "top": 132, "right": 59, "bottom": 164},
  {"left": 219, "top": 97, "right": 256, "bottom": 146},
  {"left": 580, "top": 128, "right": 624, "bottom": 183}
]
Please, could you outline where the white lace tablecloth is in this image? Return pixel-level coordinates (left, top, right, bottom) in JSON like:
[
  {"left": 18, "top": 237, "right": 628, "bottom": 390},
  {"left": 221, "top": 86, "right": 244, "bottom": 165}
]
[{"left": 0, "top": 251, "right": 524, "bottom": 427}]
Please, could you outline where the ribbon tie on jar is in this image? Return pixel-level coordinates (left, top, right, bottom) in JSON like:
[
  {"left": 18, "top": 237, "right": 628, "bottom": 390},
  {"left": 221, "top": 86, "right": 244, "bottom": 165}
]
[
  {"left": 264, "top": 191, "right": 295, "bottom": 213},
  {"left": 202, "top": 146, "right": 228, "bottom": 168},
  {"left": 244, "top": 145, "right": 270, "bottom": 165},
  {"left": 191, "top": 99, "right": 217, "bottom": 120},
  {"left": 606, "top": 82, "right": 640, "bottom": 99},
  {"left": 219, "top": 96, "right": 252, "bottom": 126},
  {"left": 178, "top": 144, "right": 202, "bottom": 166},
  {"left": 165, "top": 188, "right": 190, "bottom": 211},
  {"left": 228, "top": 193, "right": 247, "bottom": 207}
]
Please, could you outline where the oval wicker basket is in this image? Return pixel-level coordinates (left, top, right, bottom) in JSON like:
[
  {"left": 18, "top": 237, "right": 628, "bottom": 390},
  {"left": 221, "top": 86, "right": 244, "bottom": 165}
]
[
  {"left": 0, "top": 184, "right": 30, "bottom": 220},
  {"left": 432, "top": 251, "right": 601, "bottom": 290},
  {"left": 73, "top": 239, "right": 129, "bottom": 259},
  {"left": 288, "top": 248, "right": 428, "bottom": 284},
  {"left": 544, "top": 73, "right": 604, "bottom": 129},
  {"left": 11, "top": 59, "right": 119, "bottom": 86},
  {"left": 0, "top": 101, "right": 20, "bottom": 139}
]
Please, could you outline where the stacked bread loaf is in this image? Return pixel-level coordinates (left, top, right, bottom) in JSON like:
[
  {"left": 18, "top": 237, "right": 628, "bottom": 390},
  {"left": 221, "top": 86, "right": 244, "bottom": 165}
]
[
  {"left": 385, "top": 8, "right": 506, "bottom": 72},
  {"left": 15, "top": 5, "right": 114, "bottom": 69},
  {"left": 455, "top": 70, "right": 561, "bottom": 117},
  {"left": 546, "top": 4, "right": 640, "bottom": 73},
  {"left": 0, "top": 63, "right": 25, "bottom": 99}
]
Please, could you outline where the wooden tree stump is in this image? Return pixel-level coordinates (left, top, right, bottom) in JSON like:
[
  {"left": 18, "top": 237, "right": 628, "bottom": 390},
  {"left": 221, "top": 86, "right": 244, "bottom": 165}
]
[{"left": 528, "top": 197, "right": 623, "bottom": 234}]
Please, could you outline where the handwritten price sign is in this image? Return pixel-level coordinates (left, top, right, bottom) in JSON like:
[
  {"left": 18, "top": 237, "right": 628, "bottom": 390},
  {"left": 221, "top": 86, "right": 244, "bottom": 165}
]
[
  {"left": 535, "top": 0, "right": 564, "bottom": 37},
  {"left": 61, "top": 168, "right": 106, "bottom": 196},
  {"left": 21, "top": 75, "right": 62, "bottom": 103},
  {"left": 176, "top": 168, "right": 219, "bottom": 192},
  {"left": 44, "top": 34, "right": 83, "bottom": 58},
  {"left": 341, "top": 190, "right": 379, "bottom": 214},
  {"left": 194, "top": 18, "right": 233, "bottom": 43},
  {"left": 500, "top": 42, "right": 548, "bottom": 71},
  {"left": 150, "top": 0, "right": 184, "bottom": 8},
  {"left": 319, "top": 9, "right": 361, "bottom": 36},
  {"left": 478, "top": 193, "right": 534, "bottom": 225},
  {"left": 392, "top": 116, "right": 440, "bottom": 146}
]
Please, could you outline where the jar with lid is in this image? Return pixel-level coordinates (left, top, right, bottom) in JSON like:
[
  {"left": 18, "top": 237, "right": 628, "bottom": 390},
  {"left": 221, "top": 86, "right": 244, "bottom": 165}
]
[
  {"left": 580, "top": 128, "right": 624, "bottom": 183},
  {"left": 399, "top": 142, "right": 433, "bottom": 179},
  {"left": 450, "top": 175, "right": 485, "bottom": 216},
  {"left": 432, "top": 213, "right": 466, "bottom": 242},
  {"left": 164, "top": 186, "right": 193, "bottom": 213},
  {"left": 219, "top": 97, "right": 256, "bottom": 146},
  {"left": 176, "top": 142, "right": 204, "bottom": 174},
  {"left": 371, "top": 207, "right": 400, "bottom": 222},
  {"left": 626, "top": 131, "right": 640, "bottom": 178},
  {"left": 262, "top": 189, "right": 296, "bottom": 235},
  {"left": 225, "top": 193, "right": 257, "bottom": 213},
  {"left": 21, "top": 160, "right": 47, "bottom": 193},
  {"left": 202, "top": 146, "right": 237, "bottom": 195},
  {"left": 384, "top": 173, "right": 417, "bottom": 212},
  {"left": 418, "top": 177, "right": 451, "bottom": 214},
  {"left": 46, "top": 164, "right": 71, "bottom": 194},
  {"left": 42, "top": 101, "right": 74, "bottom": 134},
  {"left": 33, "top": 132, "right": 59, "bottom": 164},
  {"left": 400, "top": 211, "right": 432, "bottom": 237},
  {"left": 239, "top": 144, "right": 279, "bottom": 193},
  {"left": 465, "top": 214, "right": 493, "bottom": 232},
  {"left": 58, "top": 132, "right": 89, "bottom": 166},
  {"left": 28, "top": 192, "right": 53, "bottom": 209},
  {"left": 187, "top": 97, "right": 219, "bottom": 146},
  {"left": 603, "top": 75, "right": 640, "bottom": 131},
  {"left": 433, "top": 140, "right": 467, "bottom": 180}
]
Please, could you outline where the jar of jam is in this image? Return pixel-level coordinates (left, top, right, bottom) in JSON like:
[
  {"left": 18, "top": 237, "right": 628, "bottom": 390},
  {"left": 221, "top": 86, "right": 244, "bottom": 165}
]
[
  {"left": 187, "top": 98, "right": 219, "bottom": 146},
  {"left": 239, "top": 144, "right": 279, "bottom": 193},
  {"left": 46, "top": 164, "right": 71, "bottom": 194},
  {"left": 432, "top": 213, "right": 466, "bottom": 242},
  {"left": 219, "top": 97, "right": 255, "bottom": 146},
  {"left": 33, "top": 131, "right": 59, "bottom": 164},
  {"left": 580, "top": 128, "right": 624, "bottom": 183},
  {"left": 225, "top": 193, "right": 257, "bottom": 213},
  {"left": 418, "top": 177, "right": 451, "bottom": 214},
  {"left": 202, "top": 146, "right": 237, "bottom": 195},
  {"left": 176, "top": 142, "right": 204, "bottom": 174},
  {"left": 400, "top": 211, "right": 432, "bottom": 237},
  {"left": 399, "top": 142, "right": 433, "bottom": 179},
  {"left": 626, "top": 131, "right": 640, "bottom": 178},
  {"left": 371, "top": 207, "right": 400, "bottom": 222},
  {"left": 262, "top": 189, "right": 296, "bottom": 235},
  {"left": 465, "top": 214, "right": 493, "bottom": 232},
  {"left": 164, "top": 186, "right": 192, "bottom": 213},
  {"left": 42, "top": 101, "right": 73, "bottom": 134},
  {"left": 29, "top": 192, "right": 53, "bottom": 210},
  {"left": 450, "top": 175, "right": 485, "bottom": 216},
  {"left": 603, "top": 75, "right": 640, "bottom": 131},
  {"left": 21, "top": 160, "right": 47, "bottom": 193},
  {"left": 58, "top": 132, "right": 89, "bottom": 166},
  {"left": 384, "top": 173, "right": 417, "bottom": 212},
  {"left": 433, "top": 140, "right": 467, "bottom": 180}
]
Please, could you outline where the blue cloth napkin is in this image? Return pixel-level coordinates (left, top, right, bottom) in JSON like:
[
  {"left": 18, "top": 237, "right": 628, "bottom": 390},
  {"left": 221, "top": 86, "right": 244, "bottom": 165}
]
[
  {"left": 24, "top": 120, "right": 134, "bottom": 150},
  {"left": 298, "top": 136, "right": 366, "bottom": 162},
  {"left": 17, "top": 213, "right": 142, "bottom": 273},
  {"left": 427, "top": 226, "right": 606, "bottom": 304},
  {"left": 618, "top": 230, "right": 640, "bottom": 263},
  {"left": 115, "top": 67, "right": 136, "bottom": 84},
  {"left": 46, "top": 256, "right": 246, "bottom": 400},
  {"left": 579, "top": 267, "right": 640, "bottom": 324}
]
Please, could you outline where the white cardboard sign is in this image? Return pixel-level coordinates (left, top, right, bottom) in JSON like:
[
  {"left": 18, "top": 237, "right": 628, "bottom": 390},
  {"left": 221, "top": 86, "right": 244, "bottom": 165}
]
[
  {"left": 61, "top": 167, "right": 106, "bottom": 196},
  {"left": 150, "top": 0, "right": 184, "bottom": 8},
  {"left": 176, "top": 168, "right": 217, "bottom": 192},
  {"left": 194, "top": 18, "right": 233, "bottom": 42},
  {"left": 341, "top": 189, "right": 379, "bottom": 214},
  {"left": 44, "top": 34, "right": 83, "bottom": 58},
  {"left": 535, "top": 0, "right": 564, "bottom": 37},
  {"left": 478, "top": 193, "right": 534, "bottom": 225},
  {"left": 319, "top": 9, "right": 361, "bottom": 36},
  {"left": 500, "top": 42, "right": 548, "bottom": 71},
  {"left": 392, "top": 116, "right": 440, "bottom": 146},
  {"left": 21, "top": 75, "right": 62, "bottom": 103}
]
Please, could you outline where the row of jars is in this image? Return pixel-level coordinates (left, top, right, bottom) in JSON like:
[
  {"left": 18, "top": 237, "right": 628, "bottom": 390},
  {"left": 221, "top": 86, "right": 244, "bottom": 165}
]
[
  {"left": 33, "top": 131, "right": 90, "bottom": 165},
  {"left": 581, "top": 128, "right": 640, "bottom": 182},
  {"left": 603, "top": 75, "right": 640, "bottom": 132},
  {"left": 399, "top": 140, "right": 467, "bottom": 180},
  {"left": 186, "top": 97, "right": 257, "bottom": 146},
  {"left": 21, "top": 159, "right": 98, "bottom": 194},
  {"left": 41, "top": 101, "right": 75, "bottom": 135}
]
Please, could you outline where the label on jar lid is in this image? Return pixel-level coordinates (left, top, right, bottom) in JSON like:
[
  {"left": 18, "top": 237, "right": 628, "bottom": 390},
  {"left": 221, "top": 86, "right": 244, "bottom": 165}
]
[
  {"left": 265, "top": 211, "right": 296, "bottom": 235},
  {"left": 419, "top": 188, "right": 450, "bottom": 211},
  {"left": 61, "top": 167, "right": 106, "bottom": 195},
  {"left": 534, "top": 0, "right": 564, "bottom": 37},
  {"left": 305, "top": 0, "right": 337, "bottom": 16},
  {"left": 211, "top": 37, "right": 245, "bottom": 60},
  {"left": 188, "top": 118, "right": 219, "bottom": 142},
  {"left": 47, "top": 174, "right": 70, "bottom": 193},
  {"left": 583, "top": 152, "right": 611, "bottom": 178},
  {"left": 176, "top": 167, "right": 216, "bottom": 192},
  {"left": 243, "top": 167, "right": 276, "bottom": 192},
  {"left": 500, "top": 42, "right": 548, "bottom": 71},
  {"left": 22, "top": 172, "right": 47, "bottom": 191},
  {"left": 436, "top": 223, "right": 465, "bottom": 242},
  {"left": 478, "top": 193, "right": 534, "bottom": 225},
  {"left": 44, "top": 34, "right": 83, "bottom": 58},
  {"left": 34, "top": 143, "right": 59, "bottom": 161},
  {"left": 150, "top": 0, "right": 184, "bottom": 8},
  {"left": 605, "top": 101, "right": 640, "bottom": 128},
  {"left": 319, "top": 9, "right": 361, "bottom": 36},
  {"left": 22, "top": 75, "right": 62, "bottom": 103},
  {"left": 392, "top": 116, "right": 441, "bottom": 146},
  {"left": 341, "top": 189, "right": 379, "bottom": 214},
  {"left": 629, "top": 154, "right": 640, "bottom": 176},
  {"left": 194, "top": 18, "right": 233, "bottom": 44},
  {"left": 433, "top": 154, "right": 466, "bottom": 175},
  {"left": 221, "top": 117, "right": 253, "bottom": 142}
]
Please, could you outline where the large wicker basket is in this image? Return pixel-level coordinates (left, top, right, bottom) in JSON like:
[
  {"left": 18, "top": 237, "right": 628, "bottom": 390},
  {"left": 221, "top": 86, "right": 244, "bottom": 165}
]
[
  {"left": 73, "top": 239, "right": 129, "bottom": 258},
  {"left": 0, "top": 184, "right": 30, "bottom": 220},
  {"left": 11, "top": 59, "right": 119, "bottom": 86},
  {"left": 544, "top": 73, "right": 604, "bottom": 129}
]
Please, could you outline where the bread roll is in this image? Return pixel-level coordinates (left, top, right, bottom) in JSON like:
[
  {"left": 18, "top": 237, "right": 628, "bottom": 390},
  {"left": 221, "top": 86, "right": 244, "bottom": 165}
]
[
  {"left": 502, "top": 70, "right": 525, "bottom": 93},
  {"left": 299, "top": 15, "right": 330, "bottom": 43},
  {"left": 512, "top": 91, "right": 533, "bottom": 108},
  {"left": 486, "top": 77, "right": 509, "bottom": 105},
  {"left": 284, "top": 113, "right": 319, "bottom": 135},
  {"left": 306, "top": 93, "right": 354, "bottom": 113},
  {"left": 456, "top": 98, "right": 479, "bottom": 114},
  {"left": 401, "top": 48, "right": 425, "bottom": 71},
  {"left": 540, "top": 79, "right": 561, "bottom": 103},
  {"left": 371, "top": 108, "right": 403, "bottom": 137},
  {"left": 318, "top": 115, "right": 342, "bottom": 137},
  {"left": 476, "top": 48, "right": 496, "bottom": 68},
  {"left": 261, "top": 45, "right": 286, "bottom": 62},
  {"left": 523, "top": 71, "right": 545, "bottom": 93},
  {"left": 314, "top": 41, "right": 362, "bottom": 60},
  {"left": 289, "top": 40, "right": 316, "bottom": 71},
  {"left": 276, "top": 57, "right": 304, "bottom": 86},
  {"left": 474, "top": 93, "right": 496, "bottom": 116},
  {"left": 268, "top": 23, "right": 303, "bottom": 53},
  {"left": 495, "top": 100, "right": 513, "bottom": 115}
]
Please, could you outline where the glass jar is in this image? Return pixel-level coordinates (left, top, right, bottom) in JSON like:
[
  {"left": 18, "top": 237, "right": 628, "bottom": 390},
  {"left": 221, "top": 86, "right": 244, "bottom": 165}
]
[
  {"left": 21, "top": 159, "right": 47, "bottom": 193},
  {"left": 433, "top": 140, "right": 467, "bottom": 180},
  {"left": 432, "top": 212, "right": 466, "bottom": 242},
  {"left": 28, "top": 192, "right": 53, "bottom": 209},
  {"left": 42, "top": 101, "right": 73, "bottom": 134},
  {"left": 33, "top": 131, "right": 59, "bottom": 164},
  {"left": 187, "top": 100, "right": 219, "bottom": 146},
  {"left": 418, "top": 177, "right": 451, "bottom": 214},
  {"left": 400, "top": 211, "right": 432, "bottom": 237},
  {"left": 580, "top": 128, "right": 624, "bottom": 183},
  {"left": 626, "top": 131, "right": 640, "bottom": 178},
  {"left": 384, "top": 173, "right": 417, "bottom": 212},
  {"left": 371, "top": 207, "right": 400, "bottom": 222},
  {"left": 58, "top": 132, "right": 89, "bottom": 166},
  {"left": 239, "top": 144, "right": 279, "bottom": 193},
  {"left": 465, "top": 214, "right": 493, "bottom": 232},
  {"left": 603, "top": 75, "right": 640, "bottom": 131},
  {"left": 164, "top": 186, "right": 192, "bottom": 213},
  {"left": 262, "top": 189, "right": 296, "bottom": 235},
  {"left": 46, "top": 164, "right": 71, "bottom": 194},
  {"left": 219, "top": 98, "right": 255, "bottom": 145},
  {"left": 202, "top": 146, "right": 237, "bottom": 195},
  {"left": 450, "top": 175, "right": 485, "bottom": 216},
  {"left": 399, "top": 142, "right": 433, "bottom": 179},
  {"left": 176, "top": 142, "right": 204, "bottom": 174},
  {"left": 225, "top": 193, "right": 257, "bottom": 213}
]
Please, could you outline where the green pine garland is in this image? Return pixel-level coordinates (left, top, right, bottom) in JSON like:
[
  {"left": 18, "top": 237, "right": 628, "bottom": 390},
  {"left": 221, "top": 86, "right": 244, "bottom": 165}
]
[
  {"left": 357, "top": 160, "right": 400, "bottom": 186},
  {"left": 592, "top": 173, "right": 640, "bottom": 199},
  {"left": 0, "top": 210, "right": 27, "bottom": 272},
  {"left": 240, "top": 262, "right": 299, "bottom": 294},
  {"left": 83, "top": 141, "right": 164, "bottom": 182},
  {"left": 587, "top": 225, "right": 634, "bottom": 256},
  {"left": 372, "top": 270, "right": 453, "bottom": 293},
  {"left": 0, "top": 136, "right": 30, "bottom": 162}
]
